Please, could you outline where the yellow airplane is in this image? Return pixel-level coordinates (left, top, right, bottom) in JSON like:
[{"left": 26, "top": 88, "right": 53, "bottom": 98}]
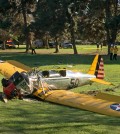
[
  {"left": 0, "top": 54, "right": 120, "bottom": 117},
  {"left": 0, "top": 54, "right": 111, "bottom": 89}
]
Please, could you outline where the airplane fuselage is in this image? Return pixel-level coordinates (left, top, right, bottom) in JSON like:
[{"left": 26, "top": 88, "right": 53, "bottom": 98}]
[{"left": 40, "top": 70, "right": 96, "bottom": 90}]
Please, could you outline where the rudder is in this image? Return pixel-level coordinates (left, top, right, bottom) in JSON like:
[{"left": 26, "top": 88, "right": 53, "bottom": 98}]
[
  {"left": 95, "top": 56, "right": 104, "bottom": 79},
  {"left": 88, "top": 54, "right": 104, "bottom": 79}
]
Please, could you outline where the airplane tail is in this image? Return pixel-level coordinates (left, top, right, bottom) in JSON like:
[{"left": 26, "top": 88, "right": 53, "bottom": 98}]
[{"left": 88, "top": 54, "right": 104, "bottom": 79}]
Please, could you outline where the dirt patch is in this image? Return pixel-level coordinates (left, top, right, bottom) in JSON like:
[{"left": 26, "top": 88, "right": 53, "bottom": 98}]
[{"left": 80, "top": 84, "right": 120, "bottom": 96}]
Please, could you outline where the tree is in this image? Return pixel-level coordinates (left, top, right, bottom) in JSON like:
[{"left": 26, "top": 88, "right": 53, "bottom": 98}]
[
  {"left": 77, "top": 0, "right": 106, "bottom": 44},
  {"left": 0, "top": 0, "right": 13, "bottom": 49},
  {"left": 33, "top": 0, "right": 91, "bottom": 54},
  {"left": 8, "top": 0, "right": 37, "bottom": 52},
  {"left": 105, "top": 0, "right": 120, "bottom": 54},
  {"left": 34, "top": 0, "right": 66, "bottom": 53},
  {"left": 77, "top": 0, "right": 120, "bottom": 54}
]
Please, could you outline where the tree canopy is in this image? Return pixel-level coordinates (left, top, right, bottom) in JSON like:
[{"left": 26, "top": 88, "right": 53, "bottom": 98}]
[{"left": 0, "top": 0, "right": 120, "bottom": 54}]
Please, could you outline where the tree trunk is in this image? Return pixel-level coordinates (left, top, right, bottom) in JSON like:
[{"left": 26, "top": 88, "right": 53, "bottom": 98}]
[
  {"left": 70, "top": 18, "right": 78, "bottom": 54},
  {"left": 54, "top": 37, "right": 59, "bottom": 53},
  {"left": 71, "top": 29, "right": 77, "bottom": 54},
  {"left": 45, "top": 36, "right": 49, "bottom": 49},
  {"left": 105, "top": 0, "right": 118, "bottom": 54},
  {"left": 2, "top": 41, "right": 6, "bottom": 50},
  {"left": 21, "top": 1, "right": 29, "bottom": 53},
  {"left": 105, "top": 0, "right": 111, "bottom": 54}
]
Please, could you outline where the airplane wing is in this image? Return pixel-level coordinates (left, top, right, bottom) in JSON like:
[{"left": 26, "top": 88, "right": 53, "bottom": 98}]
[
  {"left": 0, "top": 60, "right": 119, "bottom": 117},
  {"left": 0, "top": 60, "right": 31, "bottom": 78},
  {"left": 90, "top": 78, "right": 113, "bottom": 85},
  {"left": 7, "top": 60, "right": 31, "bottom": 72},
  {"left": 95, "top": 92, "right": 120, "bottom": 103},
  {"left": 33, "top": 88, "right": 120, "bottom": 117}
]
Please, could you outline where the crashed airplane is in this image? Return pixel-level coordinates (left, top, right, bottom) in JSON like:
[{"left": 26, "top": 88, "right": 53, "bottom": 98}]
[{"left": 0, "top": 54, "right": 120, "bottom": 117}]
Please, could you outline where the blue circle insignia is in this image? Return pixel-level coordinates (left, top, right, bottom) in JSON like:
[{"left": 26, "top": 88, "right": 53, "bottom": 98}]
[{"left": 110, "top": 103, "right": 120, "bottom": 111}]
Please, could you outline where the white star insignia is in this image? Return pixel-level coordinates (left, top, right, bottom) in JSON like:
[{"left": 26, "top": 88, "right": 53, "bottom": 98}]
[{"left": 116, "top": 104, "right": 120, "bottom": 111}]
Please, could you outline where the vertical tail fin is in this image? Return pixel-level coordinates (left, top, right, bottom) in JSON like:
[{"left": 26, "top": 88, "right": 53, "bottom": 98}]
[
  {"left": 95, "top": 57, "right": 104, "bottom": 79},
  {"left": 88, "top": 54, "right": 105, "bottom": 79}
]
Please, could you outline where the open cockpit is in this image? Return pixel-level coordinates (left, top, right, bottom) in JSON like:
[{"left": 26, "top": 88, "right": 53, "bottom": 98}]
[{"left": 41, "top": 70, "right": 66, "bottom": 78}]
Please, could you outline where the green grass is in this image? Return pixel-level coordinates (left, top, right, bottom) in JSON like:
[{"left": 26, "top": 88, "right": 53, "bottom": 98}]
[{"left": 0, "top": 45, "right": 120, "bottom": 134}]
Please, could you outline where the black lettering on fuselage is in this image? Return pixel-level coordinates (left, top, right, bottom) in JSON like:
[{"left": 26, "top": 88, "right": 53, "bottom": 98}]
[{"left": 70, "top": 78, "right": 79, "bottom": 88}]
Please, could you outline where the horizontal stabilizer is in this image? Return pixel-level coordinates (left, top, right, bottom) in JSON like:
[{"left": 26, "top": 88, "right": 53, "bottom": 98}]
[{"left": 90, "top": 78, "right": 112, "bottom": 85}]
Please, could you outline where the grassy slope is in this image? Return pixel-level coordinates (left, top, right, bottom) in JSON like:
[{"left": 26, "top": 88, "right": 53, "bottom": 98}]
[{"left": 0, "top": 45, "right": 120, "bottom": 134}]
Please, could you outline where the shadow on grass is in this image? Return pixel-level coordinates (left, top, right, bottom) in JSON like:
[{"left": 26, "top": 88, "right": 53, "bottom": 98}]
[
  {"left": 0, "top": 100, "right": 120, "bottom": 134},
  {"left": 0, "top": 52, "right": 119, "bottom": 69}
]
